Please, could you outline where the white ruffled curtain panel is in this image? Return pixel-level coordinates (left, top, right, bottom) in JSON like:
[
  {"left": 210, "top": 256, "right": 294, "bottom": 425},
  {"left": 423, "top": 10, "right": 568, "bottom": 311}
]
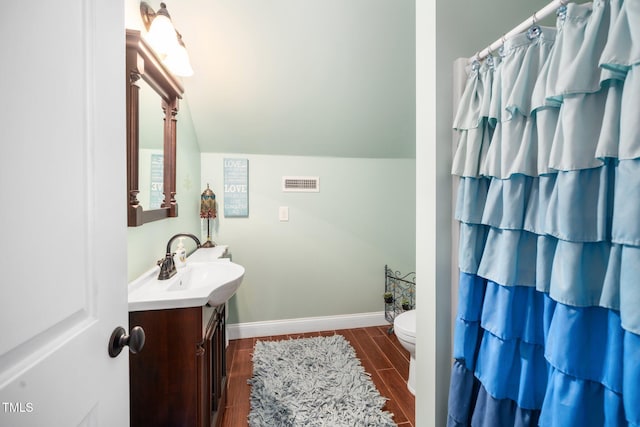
[{"left": 448, "top": 1, "right": 640, "bottom": 426}]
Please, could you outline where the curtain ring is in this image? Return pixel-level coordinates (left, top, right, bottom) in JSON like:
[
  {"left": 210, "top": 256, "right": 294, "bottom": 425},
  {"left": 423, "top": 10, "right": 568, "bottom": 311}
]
[
  {"left": 528, "top": 13, "right": 542, "bottom": 40},
  {"left": 471, "top": 52, "right": 481, "bottom": 72},
  {"left": 498, "top": 35, "right": 508, "bottom": 57},
  {"left": 486, "top": 47, "right": 495, "bottom": 69},
  {"left": 557, "top": 0, "right": 569, "bottom": 20}
]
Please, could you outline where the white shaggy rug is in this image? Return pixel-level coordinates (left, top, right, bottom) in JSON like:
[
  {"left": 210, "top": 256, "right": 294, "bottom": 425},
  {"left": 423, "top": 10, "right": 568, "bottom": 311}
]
[{"left": 248, "top": 334, "right": 396, "bottom": 427}]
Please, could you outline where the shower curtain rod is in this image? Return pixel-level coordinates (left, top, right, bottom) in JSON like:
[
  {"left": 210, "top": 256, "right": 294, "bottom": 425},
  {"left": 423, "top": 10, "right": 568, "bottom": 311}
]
[{"left": 469, "top": 0, "right": 571, "bottom": 63}]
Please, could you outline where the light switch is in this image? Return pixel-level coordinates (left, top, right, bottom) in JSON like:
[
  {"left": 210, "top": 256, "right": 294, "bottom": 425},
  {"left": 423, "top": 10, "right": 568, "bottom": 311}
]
[{"left": 279, "top": 206, "right": 289, "bottom": 221}]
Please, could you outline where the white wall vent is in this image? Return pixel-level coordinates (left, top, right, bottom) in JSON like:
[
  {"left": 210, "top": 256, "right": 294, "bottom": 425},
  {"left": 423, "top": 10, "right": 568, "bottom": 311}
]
[{"left": 282, "top": 176, "right": 320, "bottom": 192}]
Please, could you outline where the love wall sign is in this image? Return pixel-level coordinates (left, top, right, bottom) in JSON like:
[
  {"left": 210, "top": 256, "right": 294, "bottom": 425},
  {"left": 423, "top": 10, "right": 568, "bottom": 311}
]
[{"left": 223, "top": 158, "right": 249, "bottom": 217}]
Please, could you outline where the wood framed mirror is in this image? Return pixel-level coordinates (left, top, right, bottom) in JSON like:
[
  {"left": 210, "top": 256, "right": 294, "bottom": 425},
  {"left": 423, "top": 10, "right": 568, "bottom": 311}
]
[{"left": 126, "top": 29, "right": 184, "bottom": 226}]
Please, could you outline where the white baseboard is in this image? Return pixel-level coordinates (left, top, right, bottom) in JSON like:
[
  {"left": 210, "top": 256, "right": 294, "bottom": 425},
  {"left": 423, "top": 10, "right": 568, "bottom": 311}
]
[{"left": 227, "top": 311, "right": 389, "bottom": 340}]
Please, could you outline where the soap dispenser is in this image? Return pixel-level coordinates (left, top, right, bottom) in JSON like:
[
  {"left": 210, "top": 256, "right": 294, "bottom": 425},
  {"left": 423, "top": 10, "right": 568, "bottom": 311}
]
[{"left": 174, "top": 237, "right": 187, "bottom": 269}]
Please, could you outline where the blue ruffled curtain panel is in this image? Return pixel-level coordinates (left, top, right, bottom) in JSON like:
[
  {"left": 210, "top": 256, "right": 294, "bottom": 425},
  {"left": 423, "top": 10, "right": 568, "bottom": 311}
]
[{"left": 447, "top": 1, "right": 640, "bottom": 426}]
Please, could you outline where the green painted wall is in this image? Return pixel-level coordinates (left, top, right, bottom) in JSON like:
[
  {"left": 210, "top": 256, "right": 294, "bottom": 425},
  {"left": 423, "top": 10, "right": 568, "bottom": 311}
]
[
  {"left": 201, "top": 153, "right": 416, "bottom": 324},
  {"left": 127, "top": 99, "right": 202, "bottom": 281},
  {"left": 174, "top": 0, "right": 415, "bottom": 159}
]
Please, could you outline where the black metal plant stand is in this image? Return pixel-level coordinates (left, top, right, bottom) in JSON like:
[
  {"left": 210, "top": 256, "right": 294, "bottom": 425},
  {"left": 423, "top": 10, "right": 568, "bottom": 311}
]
[{"left": 383, "top": 265, "right": 416, "bottom": 332}]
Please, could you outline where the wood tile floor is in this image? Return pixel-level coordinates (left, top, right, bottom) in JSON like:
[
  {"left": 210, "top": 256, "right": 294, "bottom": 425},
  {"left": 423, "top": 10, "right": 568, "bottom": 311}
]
[{"left": 221, "top": 326, "right": 415, "bottom": 427}]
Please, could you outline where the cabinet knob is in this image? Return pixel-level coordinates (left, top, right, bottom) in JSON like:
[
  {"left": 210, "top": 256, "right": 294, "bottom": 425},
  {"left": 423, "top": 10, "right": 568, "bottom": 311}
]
[{"left": 108, "top": 326, "right": 146, "bottom": 357}]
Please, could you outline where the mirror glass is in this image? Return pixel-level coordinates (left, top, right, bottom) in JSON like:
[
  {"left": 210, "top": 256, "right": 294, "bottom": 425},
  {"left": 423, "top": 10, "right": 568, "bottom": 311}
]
[{"left": 138, "top": 79, "right": 165, "bottom": 210}]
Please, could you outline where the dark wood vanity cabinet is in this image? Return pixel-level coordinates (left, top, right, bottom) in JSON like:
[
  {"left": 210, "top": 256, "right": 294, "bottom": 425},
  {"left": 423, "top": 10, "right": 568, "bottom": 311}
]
[{"left": 129, "top": 304, "right": 227, "bottom": 427}]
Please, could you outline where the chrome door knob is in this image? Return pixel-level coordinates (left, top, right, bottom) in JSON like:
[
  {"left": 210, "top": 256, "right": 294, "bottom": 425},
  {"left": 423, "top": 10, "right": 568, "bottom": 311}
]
[{"left": 108, "top": 326, "right": 145, "bottom": 357}]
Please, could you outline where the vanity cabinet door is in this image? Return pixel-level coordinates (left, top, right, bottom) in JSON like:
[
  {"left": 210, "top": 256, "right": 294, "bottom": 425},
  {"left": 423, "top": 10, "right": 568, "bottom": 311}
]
[
  {"left": 202, "top": 304, "right": 227, "bottom": 427},
  {"left": 129, "top": 307, "right": 202, "bottom": 427},
  {"left": 200, "top": 312, "right": 214, "bottom": 427},
  {"left": 214, "top": 305, "right": 227, "bottom": 413}
]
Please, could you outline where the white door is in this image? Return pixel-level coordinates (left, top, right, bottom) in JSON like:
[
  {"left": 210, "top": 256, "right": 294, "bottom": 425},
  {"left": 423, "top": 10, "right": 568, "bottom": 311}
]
[{"left": 0, "top": 1, "right": 129, "bottom": 426}]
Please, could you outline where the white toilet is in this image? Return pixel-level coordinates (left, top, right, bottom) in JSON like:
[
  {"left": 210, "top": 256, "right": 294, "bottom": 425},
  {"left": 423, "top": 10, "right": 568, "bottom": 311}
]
[{"left": 393, "top": 309, "right": 416, "bottom": 395}]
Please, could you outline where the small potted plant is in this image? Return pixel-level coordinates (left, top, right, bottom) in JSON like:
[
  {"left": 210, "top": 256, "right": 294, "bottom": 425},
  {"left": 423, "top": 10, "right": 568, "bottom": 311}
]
[
  {"left": 401, "top": 298, "right": 411, "bottom": 311},
  {"left": 383, "top": 292, "right": 394, "bottom": 304}
]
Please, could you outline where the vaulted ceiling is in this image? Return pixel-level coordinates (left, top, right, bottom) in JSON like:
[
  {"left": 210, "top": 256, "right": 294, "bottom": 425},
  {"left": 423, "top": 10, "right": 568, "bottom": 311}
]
[{"left": 167, "top": 0, "right": 416, "bottom": 158}]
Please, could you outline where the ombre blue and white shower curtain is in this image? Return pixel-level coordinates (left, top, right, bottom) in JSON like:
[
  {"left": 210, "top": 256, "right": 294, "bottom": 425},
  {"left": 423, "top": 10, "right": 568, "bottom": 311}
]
[{"left": 447, "top": 1, "right": 640, "bottom": 426}]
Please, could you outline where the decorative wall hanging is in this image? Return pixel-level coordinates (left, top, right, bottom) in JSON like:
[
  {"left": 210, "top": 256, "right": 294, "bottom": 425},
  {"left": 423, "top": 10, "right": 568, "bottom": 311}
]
[{"left": 223, "top": 158, "right": 249, "bottom": 218}]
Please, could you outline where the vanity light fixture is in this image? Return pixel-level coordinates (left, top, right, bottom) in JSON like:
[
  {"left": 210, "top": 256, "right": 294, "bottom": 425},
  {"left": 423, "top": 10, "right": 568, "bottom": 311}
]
[
  {"left": 140, "top": 2, "right": 194, "bottom": 77},
  {"left": 163, "top": 32, "right": 194, "bottom": 77}
]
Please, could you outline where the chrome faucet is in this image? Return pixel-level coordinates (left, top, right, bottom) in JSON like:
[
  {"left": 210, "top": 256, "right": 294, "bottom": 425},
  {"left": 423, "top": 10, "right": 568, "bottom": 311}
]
[{"left": 157, "top": 233, "right": 201, "bottom": 280}]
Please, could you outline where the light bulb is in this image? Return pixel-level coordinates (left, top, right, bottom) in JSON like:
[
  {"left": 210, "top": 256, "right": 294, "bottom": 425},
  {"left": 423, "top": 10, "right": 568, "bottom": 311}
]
[{"left": 145, "top": 14, "right": 178, "bottom": 58}]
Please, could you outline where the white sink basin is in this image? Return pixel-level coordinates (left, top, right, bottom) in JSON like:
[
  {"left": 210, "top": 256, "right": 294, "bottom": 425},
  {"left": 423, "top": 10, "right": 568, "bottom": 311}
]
[
  {"left": 185, "top": 245, "right": 229, "bottom": 263},
  {"left": 128, "top": 258, "right": 244, "bottom": 312}
]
